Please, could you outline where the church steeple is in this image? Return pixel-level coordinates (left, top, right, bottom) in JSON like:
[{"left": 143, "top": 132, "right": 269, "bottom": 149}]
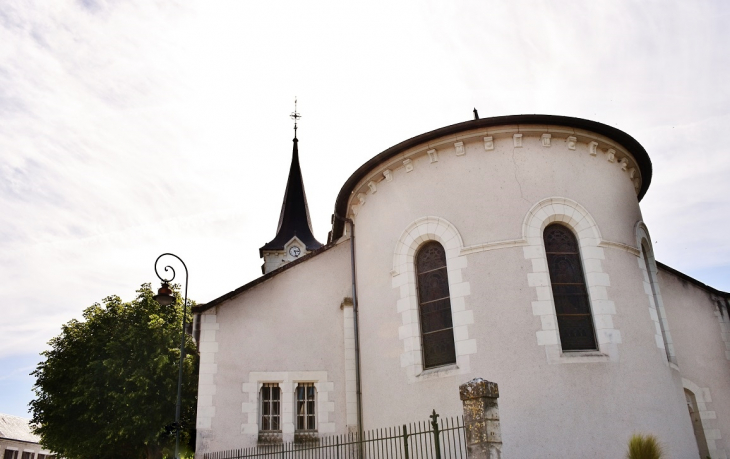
[{"left": 259, "top": 101, "right": 323, "bottom": 273}]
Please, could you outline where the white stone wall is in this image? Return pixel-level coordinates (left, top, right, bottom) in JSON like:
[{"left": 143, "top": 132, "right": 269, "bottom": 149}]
[
  {"left": 522, "top": 197, "right": 621, "bottom": 363},
  {"left": 684, "top": 378, "right": 725, "bottom": 459},
  {"left": 347, "top": 125, "right": 699, "bottom": 458},
  {"left": 240, "top": 371, "right": 336, "bottom": 438},
  {"left": 635, "top": 222, "right": 677, "bottom": 365},
  {"left": 195, "top": 241, "right": 351, "bottom": 456},
  {"left": 196, "top": 311, "right": 220, "bottom": 432},
  {"left": 391, "top": 216, "right": 475, "bottom": 382},
  {"left": 658, "top": 268, "right": 730, "bottom": 459},
  {"left": 198, "top": 122, "right": 730, "bottom": 459}
]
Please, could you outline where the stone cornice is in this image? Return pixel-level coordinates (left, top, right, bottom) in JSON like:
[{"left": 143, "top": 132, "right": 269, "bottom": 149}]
[
  {"left": 330, "top": 115, "right": 652, "bottom": 241},
  {"left": 344, "top": 128, "right": 644, "bottom": 220}
]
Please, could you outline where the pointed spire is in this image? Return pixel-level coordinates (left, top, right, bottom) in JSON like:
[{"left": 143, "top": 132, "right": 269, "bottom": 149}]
[{"left": 259, "top": 102, "right": 323, "bottom": 258}]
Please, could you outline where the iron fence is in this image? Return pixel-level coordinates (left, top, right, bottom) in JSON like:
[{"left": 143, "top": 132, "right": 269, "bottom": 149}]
[{"left": 204, "top": 410, "right": 467, "bottom": 459}]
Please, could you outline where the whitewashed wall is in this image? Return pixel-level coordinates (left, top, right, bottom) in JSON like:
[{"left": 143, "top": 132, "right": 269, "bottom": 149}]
[
  {"left": 347, "top": 126, "right": 700, "bottom": 458},
  {"left": 197, "top": 122, "right": 730, "bottom": 459},
  {"left": 195, "top": 241, "right": 352, "bottom": 455},
  {"left": 658, "top": 268, "right": 730, "bottom": 459}
]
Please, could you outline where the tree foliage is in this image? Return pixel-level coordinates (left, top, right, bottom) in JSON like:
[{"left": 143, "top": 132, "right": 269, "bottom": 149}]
[{"left": 30, "top": 284, "right": 198, "bottom": 459}]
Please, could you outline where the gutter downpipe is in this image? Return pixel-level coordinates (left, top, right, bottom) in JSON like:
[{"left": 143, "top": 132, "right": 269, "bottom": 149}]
[{"left": 335, "top": 213, "right": 364, "bottom": 459}]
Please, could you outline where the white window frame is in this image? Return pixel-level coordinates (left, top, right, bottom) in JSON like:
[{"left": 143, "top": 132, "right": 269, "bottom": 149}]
[
  {"left": 241, "top": 372, "right": 336, "bottom": 440},
  {"left": 259, "top": 382, "right": 282, "bottom": 432},
  {"left": 523, "top": 197, "right": 621, "bottom": 363},
  {"left": 391, "top": 216, "right": 475, "bottom": 383},
  {"left": 295, "top": 382, "right": 317, "bottom": 432}
]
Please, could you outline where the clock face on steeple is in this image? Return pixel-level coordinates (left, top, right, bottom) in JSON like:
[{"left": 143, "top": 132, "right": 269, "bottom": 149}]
[{"left": 289, "top": 246, "right": 301, "bottom": 258}]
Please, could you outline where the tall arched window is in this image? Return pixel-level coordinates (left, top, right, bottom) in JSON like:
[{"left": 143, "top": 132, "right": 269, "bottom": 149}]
[
  {"left": 544, "top": 224, "right": 597, "bottom": 351},
  {"left": 685, "top": 389, "right": 711, "bottom": 458},
  {"left": 416, "top": 241, "right": 456, "bottom": 368},
  {"left": 642, "top": 244, "right": 671, "bottom": 361}
]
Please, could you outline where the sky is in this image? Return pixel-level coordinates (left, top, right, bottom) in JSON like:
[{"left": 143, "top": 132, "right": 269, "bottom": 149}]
[{"left": 1, "top": 0, "right": 729, "bottom": 418}]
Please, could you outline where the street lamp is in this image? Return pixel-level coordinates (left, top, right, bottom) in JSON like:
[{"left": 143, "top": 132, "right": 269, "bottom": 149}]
[{"left": 154, "top": 253, "right": 189, "bottom": 459}]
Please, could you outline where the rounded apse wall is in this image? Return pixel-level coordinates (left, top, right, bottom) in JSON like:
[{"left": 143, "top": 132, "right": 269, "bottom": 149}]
[{"left": 343, "top": 121, "right": 697, "bottom": 458}]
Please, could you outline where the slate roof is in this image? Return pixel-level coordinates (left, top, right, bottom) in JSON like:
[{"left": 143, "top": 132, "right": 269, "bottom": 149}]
[
  {"left": 0, "top": 413, "right": 40, "bottom": 443},
  {"left": 260, "top": 136, "right": 323, "bottom": 256}
]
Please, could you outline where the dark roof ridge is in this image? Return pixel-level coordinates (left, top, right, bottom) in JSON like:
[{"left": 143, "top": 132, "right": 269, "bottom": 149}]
[
  {"left": 194, "top": 240, "right": 339, "bottom": 313},
  {"left": 329, "top": 114, "right": 653, "bottom": 241},
  {"left": 656, "top": 261, "right": 729, "bottom": 299}
]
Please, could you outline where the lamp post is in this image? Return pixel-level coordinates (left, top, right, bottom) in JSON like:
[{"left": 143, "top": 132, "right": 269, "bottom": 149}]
[{"left": 153, "top": 253, "right": 189, "bottom": 459}]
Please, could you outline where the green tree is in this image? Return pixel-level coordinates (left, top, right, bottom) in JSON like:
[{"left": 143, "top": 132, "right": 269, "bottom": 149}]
[{"left": 30, "top": 283, "right": 198, "bottom": 459}]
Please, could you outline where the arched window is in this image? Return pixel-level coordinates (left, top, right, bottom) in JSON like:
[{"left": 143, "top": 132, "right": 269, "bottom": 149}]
[
  {"left": 642, "top": 244, "right": 671, "bottom": 360},
  {"left": 416, "top": 241, "right": 456, "bottom": 368},
  {"left": 544, "top": 224, "right": 597, "bottom": 351},
  {"left": 685, "top": 389, "right": 710, "bottom": 458}
]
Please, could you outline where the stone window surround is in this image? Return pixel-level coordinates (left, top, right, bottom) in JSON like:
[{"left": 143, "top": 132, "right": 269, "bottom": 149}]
[
  {"left": 197, "top": 311, "right": 220, "bottom": 431},
  {"left": 523, "top": 197, "right": 621, "bottom": 363},
  {"left": 241, "top": 371, "right": 335, "bottom": 440},
  {"left": 683, "top": 378, "right": 725, "bottom": 459},
  {"left": 392, "top": 201, "right": 631, "bottom": 371},
  {"left": 391, "top": 216, "right": 475, "bottom": 383},
  {"left": 635, "top": 222, "right": 678, "bottom": 367}
]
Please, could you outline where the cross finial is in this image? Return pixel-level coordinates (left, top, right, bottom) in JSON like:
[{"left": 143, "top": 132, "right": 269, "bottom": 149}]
[
  {"left": 290, "top": 97, "right": 302, "bottom": 139},
  {"left": 429, "top": 409, "right": 440, "bottom": 426}
]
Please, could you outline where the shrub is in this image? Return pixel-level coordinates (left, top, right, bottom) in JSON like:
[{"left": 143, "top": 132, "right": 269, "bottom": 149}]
[{"left": 627, "top": 433, "right": 663, "bottom": 459}]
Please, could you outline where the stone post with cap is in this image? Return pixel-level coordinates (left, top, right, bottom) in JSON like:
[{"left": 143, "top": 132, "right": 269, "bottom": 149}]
[{"left": 459, "top": 378, "right": 502, "bottom": 459}]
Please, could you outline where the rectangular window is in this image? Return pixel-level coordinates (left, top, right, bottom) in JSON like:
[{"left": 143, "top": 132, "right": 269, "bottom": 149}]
[
  {"left": 296, "top": 383, "right": 316, "bottom": 431},
  {"left": 21, "top": 453, "right": 33, "bottom": 459},
  {"left": 4, "top": 451, "right": 18, "bottom": 459},
  {"left": 260, "top": 383, "right": 281, "bottom": 431}
]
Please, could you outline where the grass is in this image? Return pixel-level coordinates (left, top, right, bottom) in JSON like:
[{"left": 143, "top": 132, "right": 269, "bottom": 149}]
[{"left": 627, "top": 433, "right": 663, "bottom": 459}]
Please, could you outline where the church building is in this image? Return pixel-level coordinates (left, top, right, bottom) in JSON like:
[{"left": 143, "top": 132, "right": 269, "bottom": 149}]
[{"left": 192, "top": 113, "right": 730, "bottom": 458}]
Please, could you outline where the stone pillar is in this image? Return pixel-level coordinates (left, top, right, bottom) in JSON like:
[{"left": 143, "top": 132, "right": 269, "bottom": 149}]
[{"left": 459, "top": 378, "right": 502, "bottom": 459}]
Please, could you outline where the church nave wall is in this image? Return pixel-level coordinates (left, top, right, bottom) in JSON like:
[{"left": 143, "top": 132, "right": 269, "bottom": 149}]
[{"left": 195, "top": 241, "right": 352, "bottom": 454}]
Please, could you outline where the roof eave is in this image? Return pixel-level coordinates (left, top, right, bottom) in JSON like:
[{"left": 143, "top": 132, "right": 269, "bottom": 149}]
[{"left": 195, "top": 241, "right": 337, "bottom": 313}]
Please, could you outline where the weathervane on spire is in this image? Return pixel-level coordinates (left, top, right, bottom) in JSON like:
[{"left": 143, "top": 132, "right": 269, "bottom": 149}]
[{"left": 290, "top": 97, "right": 301, "bottom": 139}]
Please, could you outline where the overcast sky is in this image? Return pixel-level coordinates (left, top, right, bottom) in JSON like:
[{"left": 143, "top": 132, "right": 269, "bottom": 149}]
[{"left": 1, "top": 0, "right": 729, "bottom": 418}]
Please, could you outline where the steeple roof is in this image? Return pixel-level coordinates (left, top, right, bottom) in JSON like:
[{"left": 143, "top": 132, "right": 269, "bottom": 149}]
[{"left": 260, "top": 136, "right": 323, "bottom": 256}]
